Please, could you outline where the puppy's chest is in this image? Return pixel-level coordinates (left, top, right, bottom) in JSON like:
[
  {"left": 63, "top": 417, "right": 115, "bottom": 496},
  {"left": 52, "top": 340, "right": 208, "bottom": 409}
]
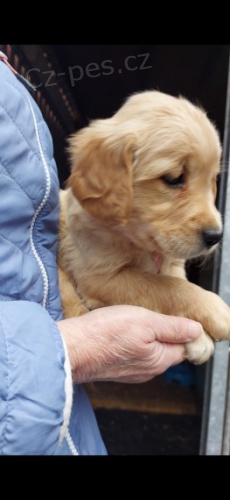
[
  {"left": 134, "top": 252, "right": 186, "bottom": 279},
  {"left": 134, "top": 251, "right": 164, "bottom": 274}
]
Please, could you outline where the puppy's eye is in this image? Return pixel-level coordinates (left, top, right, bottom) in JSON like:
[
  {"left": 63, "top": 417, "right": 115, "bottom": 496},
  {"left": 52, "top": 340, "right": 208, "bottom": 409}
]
[{"left": 162, "top": 173, "right": 184, "bottom": 187}]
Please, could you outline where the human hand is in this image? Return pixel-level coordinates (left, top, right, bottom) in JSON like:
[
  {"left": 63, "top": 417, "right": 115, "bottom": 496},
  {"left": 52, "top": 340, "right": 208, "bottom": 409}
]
[{"left": 57, "top": 305, "right": 203, "bottom": 384}]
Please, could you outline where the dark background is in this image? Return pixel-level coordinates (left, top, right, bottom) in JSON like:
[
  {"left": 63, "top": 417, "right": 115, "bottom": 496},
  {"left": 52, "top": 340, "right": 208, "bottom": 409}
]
[{"left": 53, "top": 44, "right": 229, "bottom": 127}]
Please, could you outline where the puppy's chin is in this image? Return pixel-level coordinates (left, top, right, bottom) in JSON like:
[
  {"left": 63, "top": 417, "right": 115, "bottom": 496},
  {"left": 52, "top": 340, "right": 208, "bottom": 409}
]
[
  {"left": 123, "top": 220, "right": 220, "bottom": 261},
  {"left": 154, "top": 235, "right": 220, "bottom": 261}
]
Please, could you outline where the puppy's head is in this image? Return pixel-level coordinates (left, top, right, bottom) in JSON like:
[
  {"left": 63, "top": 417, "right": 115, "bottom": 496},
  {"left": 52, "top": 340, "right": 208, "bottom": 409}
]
[{"left": 68, "top": 90, "right": 222, "bottom": 260}]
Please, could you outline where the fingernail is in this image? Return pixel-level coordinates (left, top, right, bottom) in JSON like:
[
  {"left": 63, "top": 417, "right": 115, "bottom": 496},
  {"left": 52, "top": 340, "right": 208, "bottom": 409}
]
[{"left": 188, "top": 320, "right": 203, "bottom": 340}]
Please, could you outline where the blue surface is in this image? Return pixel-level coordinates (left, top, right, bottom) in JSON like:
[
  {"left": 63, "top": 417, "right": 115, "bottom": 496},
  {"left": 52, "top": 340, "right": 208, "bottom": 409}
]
[{"left": 164, "top": 362, "right": 195, "bottom": 387}]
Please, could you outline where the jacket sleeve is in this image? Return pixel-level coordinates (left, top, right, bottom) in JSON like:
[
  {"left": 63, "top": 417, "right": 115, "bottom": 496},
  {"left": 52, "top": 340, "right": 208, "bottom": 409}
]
[{"left": 0, "top": 300, "right": 73, "bottom": 455}]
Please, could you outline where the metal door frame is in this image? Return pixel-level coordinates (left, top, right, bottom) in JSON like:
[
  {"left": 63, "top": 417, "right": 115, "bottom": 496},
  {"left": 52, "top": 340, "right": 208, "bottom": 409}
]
[{"left": 200, "top": 50, "right": 230, "bottom": 455}]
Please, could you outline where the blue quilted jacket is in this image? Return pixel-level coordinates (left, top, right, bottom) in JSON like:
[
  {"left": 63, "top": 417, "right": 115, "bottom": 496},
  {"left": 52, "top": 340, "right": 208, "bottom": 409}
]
[{"left": 0, "top": 58, "right": 107, "bottom": 455}]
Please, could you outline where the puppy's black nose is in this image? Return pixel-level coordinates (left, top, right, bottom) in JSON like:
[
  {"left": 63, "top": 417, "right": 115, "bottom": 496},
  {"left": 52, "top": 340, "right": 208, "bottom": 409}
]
[{"left": 202, "top": 229, "right": 223, "bottom": 248}]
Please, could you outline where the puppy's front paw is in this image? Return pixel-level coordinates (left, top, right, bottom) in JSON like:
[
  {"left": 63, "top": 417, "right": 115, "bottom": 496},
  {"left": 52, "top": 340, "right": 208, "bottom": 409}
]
[
  {"left": 185, "top": 330, "right": 215, "bottom": 365},
  {"left": 199, "top": 291, "right": 230, "bottom": 342}
]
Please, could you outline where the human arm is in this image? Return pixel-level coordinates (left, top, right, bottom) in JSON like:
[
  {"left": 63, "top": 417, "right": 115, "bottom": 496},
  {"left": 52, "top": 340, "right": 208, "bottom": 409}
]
[
  {"left": 57, "top": 304, "right": 203, "bottom": 384},
  {"left": 0, "top": 301, "right": 72, "bottom": 456},
  {"left": 0, "top": 300, "right": 202, "bottom": 455}
]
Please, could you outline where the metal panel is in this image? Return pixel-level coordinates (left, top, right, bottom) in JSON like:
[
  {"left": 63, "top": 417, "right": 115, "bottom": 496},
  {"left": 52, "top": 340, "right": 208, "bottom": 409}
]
[{"left": 200, "top": 51, "right": 230, "bottom": 455}]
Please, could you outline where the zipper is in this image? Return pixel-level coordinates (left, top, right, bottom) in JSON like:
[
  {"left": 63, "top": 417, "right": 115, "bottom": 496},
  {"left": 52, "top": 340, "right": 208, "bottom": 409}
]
[{"left": 26, "top": 95, "right": 51, "bottom": 309}]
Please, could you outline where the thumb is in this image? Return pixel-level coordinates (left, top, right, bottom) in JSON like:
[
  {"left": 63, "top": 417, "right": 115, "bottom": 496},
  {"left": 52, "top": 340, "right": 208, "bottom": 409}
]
[{"left": 152, "top": 314, "right": 203, "bottom": 344}]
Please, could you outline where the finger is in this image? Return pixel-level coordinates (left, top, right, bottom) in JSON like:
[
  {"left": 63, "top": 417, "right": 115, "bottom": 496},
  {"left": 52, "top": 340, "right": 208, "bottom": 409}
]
[
  {"left": 154, "top": 343, "right": 187, "bottom": 373},
  {"left": 153, "top": 314, "right": 203, "bottom": 344}
]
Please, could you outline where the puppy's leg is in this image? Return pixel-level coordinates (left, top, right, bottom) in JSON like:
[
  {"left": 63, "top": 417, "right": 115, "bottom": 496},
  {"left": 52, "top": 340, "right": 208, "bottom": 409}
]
[
  {"left": 79, "top": 269, "right": 230, "bottom": 363},
  {"left": 159, "top": 257, "right": 215, "bottom": 363}
]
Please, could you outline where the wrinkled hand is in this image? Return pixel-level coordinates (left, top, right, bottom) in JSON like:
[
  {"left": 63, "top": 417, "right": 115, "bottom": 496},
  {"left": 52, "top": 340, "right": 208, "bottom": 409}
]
[{"left": 57, "top": 305, "right": 203, "bottom": 384}]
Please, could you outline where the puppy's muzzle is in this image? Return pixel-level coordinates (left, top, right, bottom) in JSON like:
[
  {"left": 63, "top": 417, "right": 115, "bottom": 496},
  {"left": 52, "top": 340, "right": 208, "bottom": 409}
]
[{"left": 202, "top": 228, "right": 223, "bottom": 249}]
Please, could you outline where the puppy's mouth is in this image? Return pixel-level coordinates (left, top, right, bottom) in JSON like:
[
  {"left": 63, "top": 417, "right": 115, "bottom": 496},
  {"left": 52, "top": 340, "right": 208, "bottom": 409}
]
[
  {"left": 154, "top": 229, "right": 223, "bottom": 260},
  {"left": 124, "top": 216, "right": 223, "bottom": 260}
]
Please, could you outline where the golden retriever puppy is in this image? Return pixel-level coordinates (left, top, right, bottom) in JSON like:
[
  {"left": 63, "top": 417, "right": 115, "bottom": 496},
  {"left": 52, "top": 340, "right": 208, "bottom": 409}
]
[{"left": 58, "top": 90, "right": 230, "bottom": 365}]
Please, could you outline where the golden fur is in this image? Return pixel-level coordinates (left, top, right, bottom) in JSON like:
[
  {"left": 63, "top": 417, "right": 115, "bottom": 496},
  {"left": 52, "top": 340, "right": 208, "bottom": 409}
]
[{"left": 58, "top": 90, "right": 230, "bottom": 364}]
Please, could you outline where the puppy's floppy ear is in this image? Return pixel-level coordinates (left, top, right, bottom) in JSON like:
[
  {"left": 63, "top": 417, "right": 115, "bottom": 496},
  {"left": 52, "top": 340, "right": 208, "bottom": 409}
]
[{"left": 68, "top": 126, "right": 134, "bottom": 225}]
